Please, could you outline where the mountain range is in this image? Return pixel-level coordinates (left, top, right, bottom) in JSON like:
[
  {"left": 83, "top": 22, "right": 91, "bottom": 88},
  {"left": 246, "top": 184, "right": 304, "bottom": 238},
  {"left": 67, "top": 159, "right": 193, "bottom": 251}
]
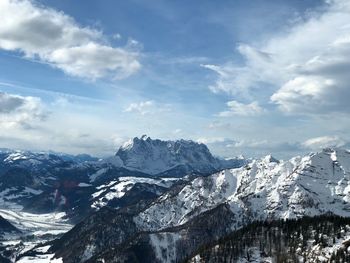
[
  {"left": 0, "top": 136, "right": 245, "bottom": 219},
  {"left": 0, "top": 137, "right": 349, "bottom": 262}
]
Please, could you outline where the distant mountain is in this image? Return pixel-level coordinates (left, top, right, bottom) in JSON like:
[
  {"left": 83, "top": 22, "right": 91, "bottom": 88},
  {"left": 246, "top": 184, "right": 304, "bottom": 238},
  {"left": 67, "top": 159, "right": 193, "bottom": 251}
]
[
  {"left": 57, "top": 153, "right": 99, "bottom": 163},
  {"left": 0, "top": 149, "right": 70, "bottom": 170},
  {"left": 0, "top": 148, "right": 186, "bottom": 262},
  {"left": 115, "top": 135, "right": 246, "bottom": 176},
  {"left": 46, "top": 148, "right": 350, "bottom": 262},
  {"left": 0, "top": 146, "right": 187, "bottom": 222},
  {"left": 0, "top": 139, "right": 248, "bottom": 262}
]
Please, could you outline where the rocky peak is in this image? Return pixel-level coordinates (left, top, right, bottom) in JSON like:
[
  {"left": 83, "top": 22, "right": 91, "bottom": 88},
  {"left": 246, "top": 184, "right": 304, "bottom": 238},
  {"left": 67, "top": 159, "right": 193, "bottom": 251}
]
[{"left": 115, "top": 136, "right": 242, "bottom": 176}]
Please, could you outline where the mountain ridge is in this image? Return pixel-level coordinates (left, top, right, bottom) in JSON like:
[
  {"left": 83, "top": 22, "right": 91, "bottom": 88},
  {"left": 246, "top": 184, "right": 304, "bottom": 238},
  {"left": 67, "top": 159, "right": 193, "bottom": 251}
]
[
  {"left": 44, "top": 147, "right": 350, "bottom": 262},
  {"left": 1, "top": 139, "right": 350, "bottom": 262},
  {"left": 114, "top": 135, "right": 246, "bottom": 176}
]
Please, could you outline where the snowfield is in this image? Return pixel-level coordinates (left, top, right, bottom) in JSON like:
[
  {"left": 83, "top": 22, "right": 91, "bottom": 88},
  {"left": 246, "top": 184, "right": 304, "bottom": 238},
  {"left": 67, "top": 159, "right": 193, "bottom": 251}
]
[
  {"left": 0, "top": 209, "right": 71, "bottom": 234},
  {"left": 17, "top": 254, "right": 63, "bottom": 263},
  {"left": 0, "top": 207, "right": 72, "bottom": 262},
  {"left": 91, "top": 176, "right": 180, "bottom": 209}
]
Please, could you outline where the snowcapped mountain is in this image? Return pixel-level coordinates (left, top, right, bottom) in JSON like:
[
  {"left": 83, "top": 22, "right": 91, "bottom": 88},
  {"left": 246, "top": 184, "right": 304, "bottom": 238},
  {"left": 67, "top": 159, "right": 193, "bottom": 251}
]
[
  {"left": 115, "top": 135, "right": 245, "bottom": 176},
  {"left": 0, "top": 136, "right": 246, "bottom": 211},
  {"left": 0, "top": 149, "right": 97, "bottom": 168},
  {"left": 90, "top": 176, "right": 181, "bottom": 210},
  {"left": 0, "top": 150, "right": 68, "bottom": 172},
  {"left": 0, "top": 143, "right": 200, "bottom": 223},
  {"left": 0, "top": 147, "right": 188, "bottom": 262},
  {"left": 0, "top": 150, "right": 80, "bottom": 212},
  {"left": 45, "top": 147, "right": 350, "bottom": 262},
  {"left": 2, "top": 141, "right": 350, "bottom": 262},
  {"left": 0, "top": 138, "right": 244, "bottom": 262},
  {"left": 136, "top": 148, "right": 350, "bottom": 231}
]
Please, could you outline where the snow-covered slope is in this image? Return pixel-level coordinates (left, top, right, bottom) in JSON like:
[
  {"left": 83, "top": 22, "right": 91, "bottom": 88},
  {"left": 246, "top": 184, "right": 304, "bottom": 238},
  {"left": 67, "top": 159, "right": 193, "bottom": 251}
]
[
  {"left": 0, "top": 209, "right": 72, "bottom": 262},
  {"left": 46, "top": 147, "right": 350, "bottom": 263},
  {"left": 5, "top": 145, "right": 350, "bottom": 262},
  {"left": 91, "top": 176, "right": 181, "bottom": 210},
  {"left": 0, "top": 149, "right": 96, "bottom": 166},
  {"left": 0, "top": 137, "right": 245, "bottom": 217},
  {"left": 136, "top": 148, "right": 350, "bottom": 230},
  {"left": 115, "top": 135, "right": 245, "bottom": 176},
  {"left": 0, "top": 149, "right": 153, "bottom": 215}
]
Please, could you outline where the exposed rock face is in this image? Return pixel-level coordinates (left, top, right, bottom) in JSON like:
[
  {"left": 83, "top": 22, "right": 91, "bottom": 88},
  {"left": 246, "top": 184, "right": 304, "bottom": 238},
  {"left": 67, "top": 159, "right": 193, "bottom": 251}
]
[{"left": 115, "top": 135, "right": 246, "bottom": 176}]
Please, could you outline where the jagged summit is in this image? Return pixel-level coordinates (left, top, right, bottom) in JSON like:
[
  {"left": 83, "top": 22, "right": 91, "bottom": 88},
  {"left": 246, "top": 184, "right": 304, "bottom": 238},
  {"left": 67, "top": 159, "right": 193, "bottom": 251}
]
[
  {"left": 262, "top": 154, "right": 280, "bottom": 164},
  {"left": 115, "top": 135, "right": 245, "bottom": 176},
  {"left": 134, "top": 147, "right": 350, "bottom": 232}
]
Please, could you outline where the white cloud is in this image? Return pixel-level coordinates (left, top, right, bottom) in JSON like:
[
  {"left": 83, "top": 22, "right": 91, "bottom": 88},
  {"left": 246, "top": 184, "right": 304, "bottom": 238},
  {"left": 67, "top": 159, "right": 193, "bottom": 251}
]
[
  {"left": 196, "top": 137, "right": 226, "bottom": 144},
  {"left": 218, "top": 100, "right": 265, "bottom": 116},
  {"left": 303, "top": 135, "right": 346, "bottom": 149},
  {"left": 201, "top": 63, "right": 247, "bottom": 96},
  {"left": 270, "top": 76, "right": 349, "bottom": 114},
  {"left": 226, "top": 139, "right": 269, "bottom": 148},
  {"left": 201, "top": 44, "right": 283, "bottom": 98},
  {"left": 46, "top": 43, "right": 140, "bottom": 79},
  {"left": 111, "top": 134, "right": 128, "bottom": 148},
  {"left": 204, "top": 0, "right": 350, "bottom": 115},
  {"left": 123, "top": 100, "right": 171, "bottom": 115},
  {"left": 0, "top": 92, "right": 46, "bottom": 128},
  {"left": 113, "top": 33, "right": 122, "bottom": 40},
  {"left": 196, "top": 136, "right": 304, "bottom": 159},
  {"left": 124, "top": 101, "right": 154, "bottom": 115},
  {"left": 0, "top": 0, "right": 140, "bottom": 79},
  {"left": 172, "top": 128, "right": 182, "bottom": 135}
]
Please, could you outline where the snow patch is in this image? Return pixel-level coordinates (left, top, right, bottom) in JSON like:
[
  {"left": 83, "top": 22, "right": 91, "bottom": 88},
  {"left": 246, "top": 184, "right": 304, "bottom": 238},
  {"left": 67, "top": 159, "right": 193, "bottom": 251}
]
[{"left": 149, "top": 232, "right": 181, "bottom": 263}]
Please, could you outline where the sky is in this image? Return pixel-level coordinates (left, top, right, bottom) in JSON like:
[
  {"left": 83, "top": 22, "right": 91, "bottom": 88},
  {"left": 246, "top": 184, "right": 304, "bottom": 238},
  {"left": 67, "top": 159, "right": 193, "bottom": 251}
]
[{"left": 0, "top": 0, "right": 350, "bottom": 159}]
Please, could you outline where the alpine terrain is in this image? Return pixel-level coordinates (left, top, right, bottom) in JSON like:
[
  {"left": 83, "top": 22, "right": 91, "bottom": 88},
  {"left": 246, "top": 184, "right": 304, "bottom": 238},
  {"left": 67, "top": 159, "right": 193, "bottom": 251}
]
[
  {"left": 2, "top": 0, "right": 349, "bottom": 262},
  {"left": 0, "top": 136, "right": 245, "bottom": 262},
  {"left": 0, "top": 138, "right": 349, "bottom": 262}
]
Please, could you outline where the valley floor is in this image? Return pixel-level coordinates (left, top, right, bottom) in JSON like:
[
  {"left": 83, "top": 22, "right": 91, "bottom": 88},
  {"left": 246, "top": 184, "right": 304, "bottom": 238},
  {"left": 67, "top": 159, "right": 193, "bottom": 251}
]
[{"left": 0, "top": 206, "right": 72, "bottom": 262}]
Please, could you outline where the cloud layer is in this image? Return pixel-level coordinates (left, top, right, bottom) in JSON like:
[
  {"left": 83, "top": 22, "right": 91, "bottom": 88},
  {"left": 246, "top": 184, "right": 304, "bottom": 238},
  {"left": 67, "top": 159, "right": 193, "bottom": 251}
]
[
  {"left": 302, "top": 135, "right": 346, "bottom": 149},
  {"left": 0, "top": 92, "right": 46, "bottom": 128},
  {"left": 218, "top": 100, "right": 264, "bottom": 117},
  {"left": 0, "top": 0, "right": 140, "bottom": 79},
  {"left": 204, "top": 0, "right": 350, "bottom": 115},
  {"left": 124, "top": 100, "right": 171, "bottom": 115}
]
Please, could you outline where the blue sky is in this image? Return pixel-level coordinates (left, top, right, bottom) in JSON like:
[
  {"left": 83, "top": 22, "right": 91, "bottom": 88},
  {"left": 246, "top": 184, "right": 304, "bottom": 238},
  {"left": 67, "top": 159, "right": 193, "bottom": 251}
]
[{"left": 0, "top": 0, "right": 350, "bottom": 158}]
